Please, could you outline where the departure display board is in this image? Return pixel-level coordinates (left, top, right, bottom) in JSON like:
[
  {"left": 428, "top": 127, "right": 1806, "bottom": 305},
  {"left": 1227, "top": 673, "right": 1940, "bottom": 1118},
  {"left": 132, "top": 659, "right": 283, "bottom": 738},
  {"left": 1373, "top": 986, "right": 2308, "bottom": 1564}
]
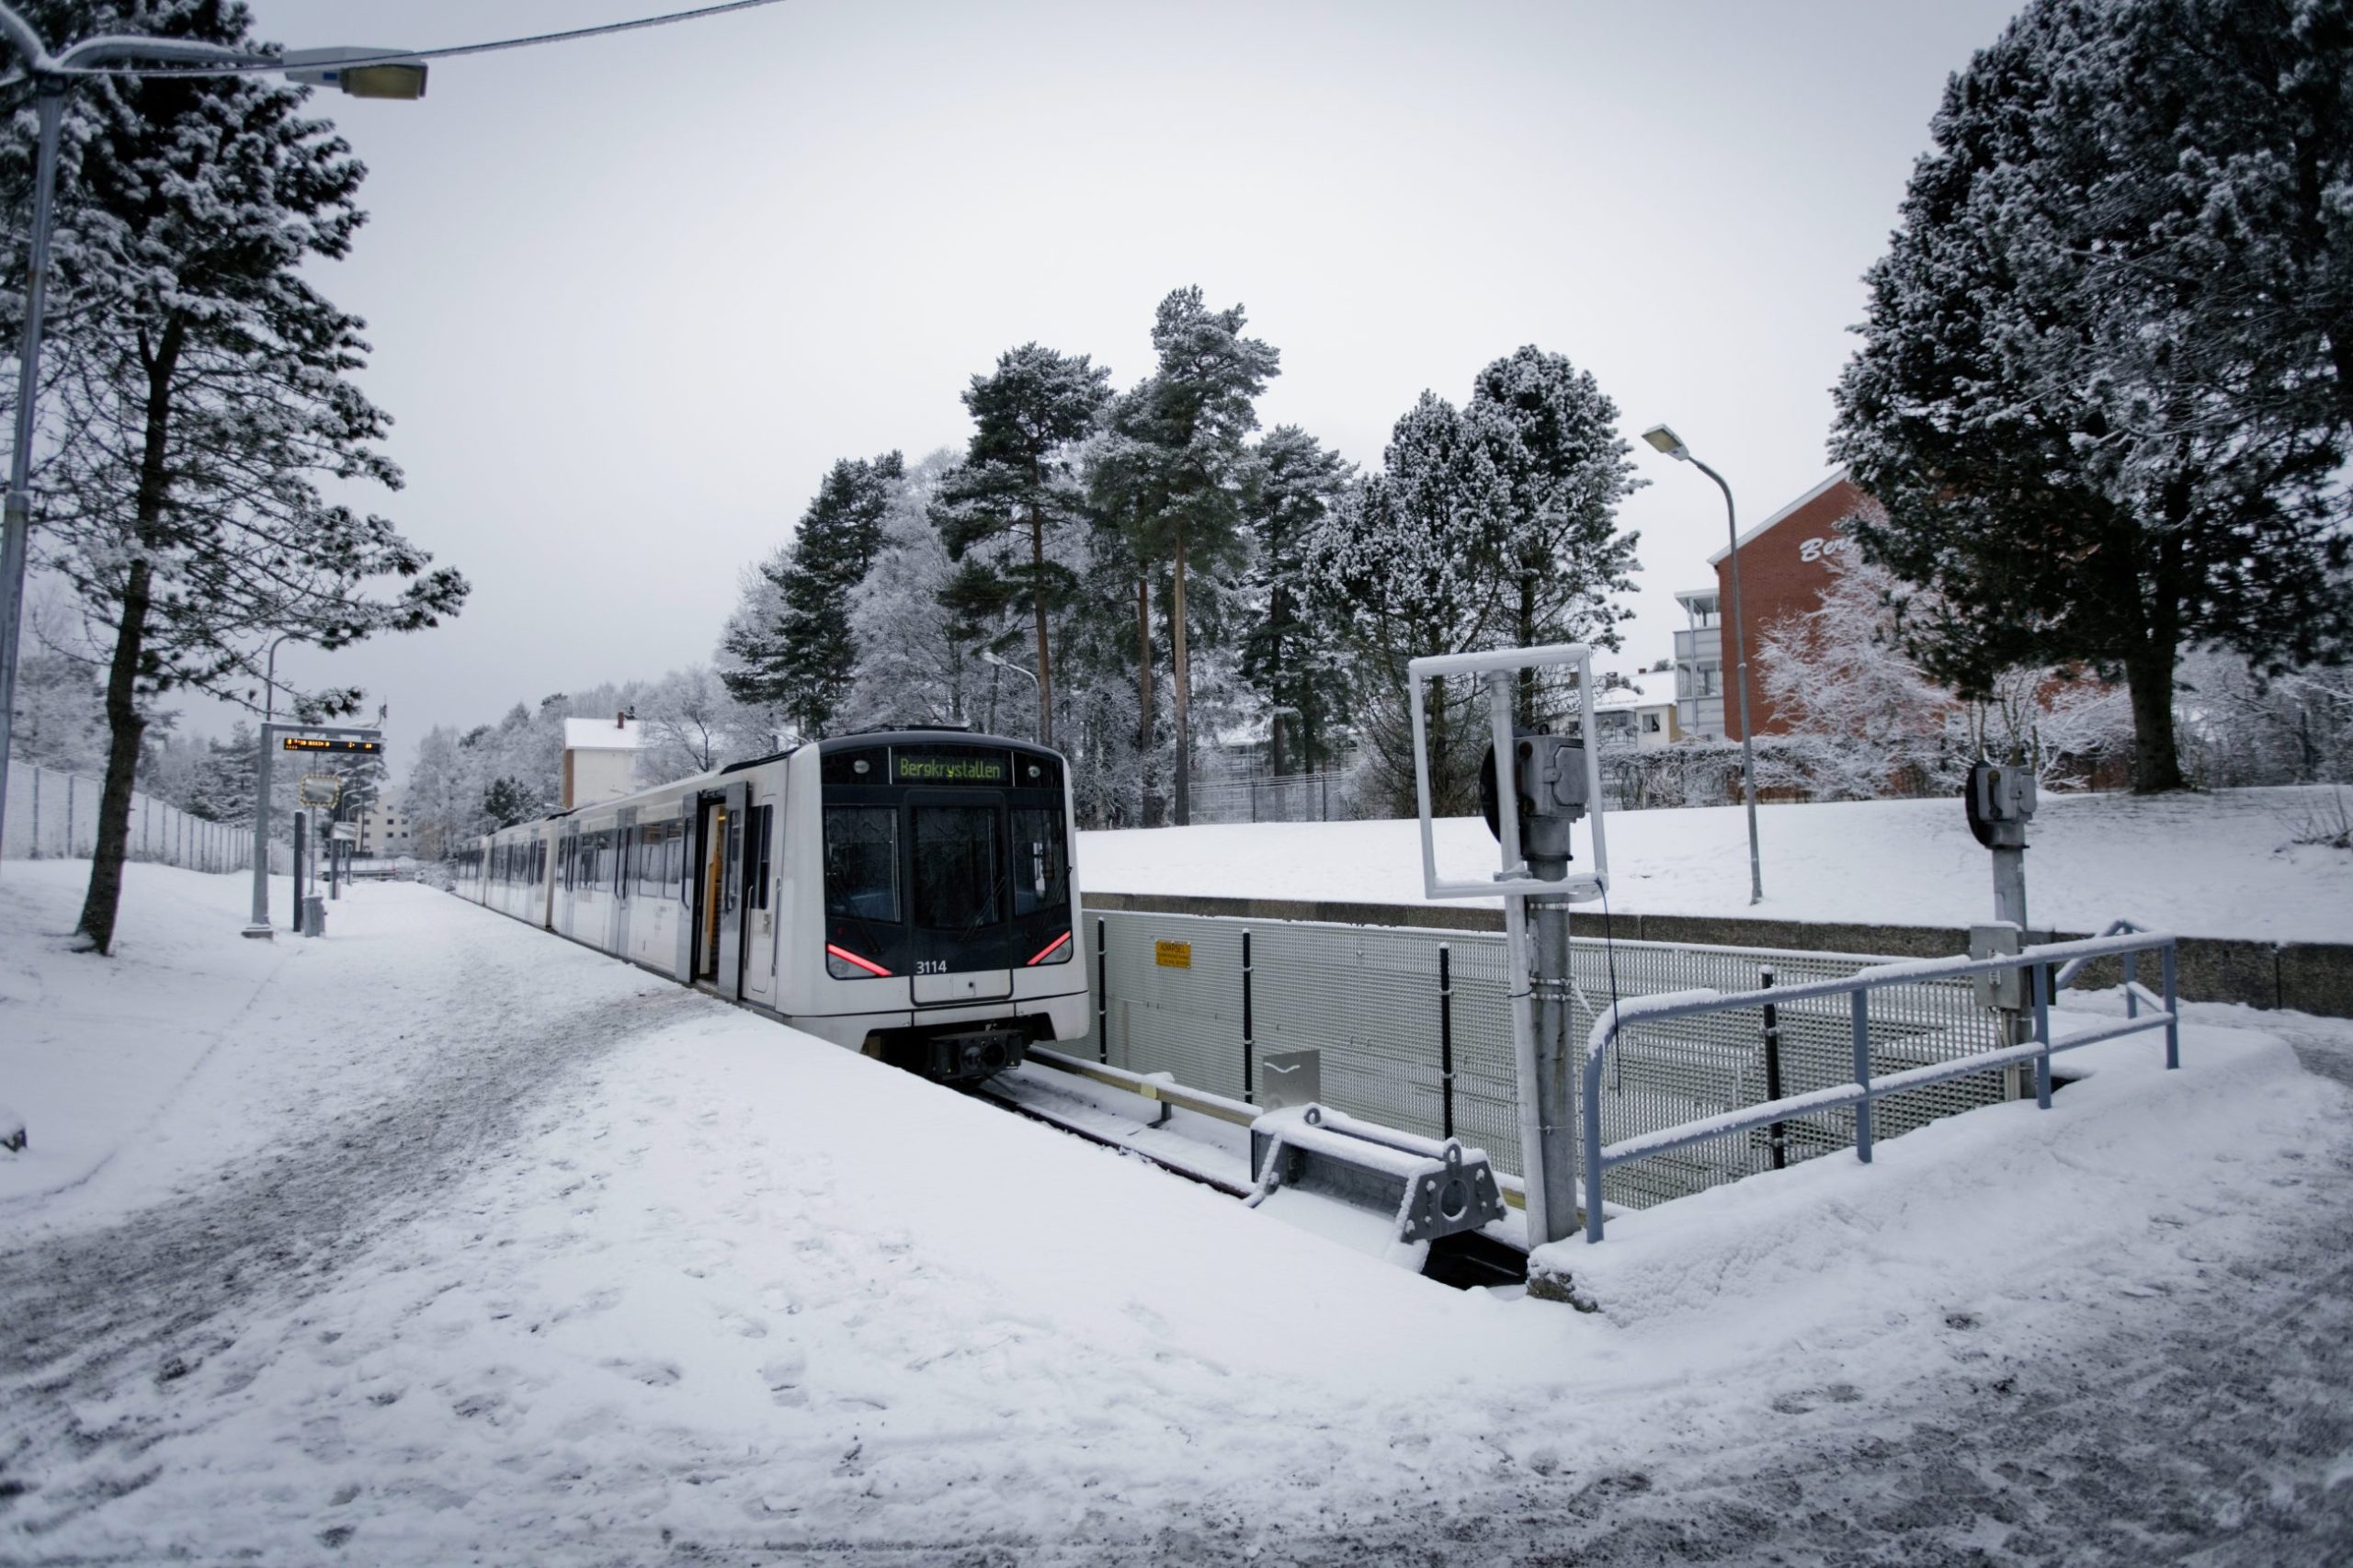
[
  {"left": 281, "top": 736, "right": 381, "bottom": 753},
  {"left": 892, "top": 748, "right": 1008, "bottom": 787}
]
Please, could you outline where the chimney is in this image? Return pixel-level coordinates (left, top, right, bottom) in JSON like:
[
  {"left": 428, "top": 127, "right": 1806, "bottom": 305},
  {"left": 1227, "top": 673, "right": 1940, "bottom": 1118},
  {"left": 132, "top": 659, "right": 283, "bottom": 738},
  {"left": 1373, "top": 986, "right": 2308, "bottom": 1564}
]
[{"left": 615, "top": 711, "right": 625, "bottom": 729}]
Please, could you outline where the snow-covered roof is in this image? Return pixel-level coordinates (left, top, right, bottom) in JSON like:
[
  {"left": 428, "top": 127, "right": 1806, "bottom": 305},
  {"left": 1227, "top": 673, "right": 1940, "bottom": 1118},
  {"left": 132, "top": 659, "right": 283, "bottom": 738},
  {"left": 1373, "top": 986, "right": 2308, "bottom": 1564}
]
[
  {"left": 1705, "top": 467, "right": 1853, "bottom": 567},
  {"left": 563, "top": 717, "right": 643, "bottom": 751},
  {"left": 1593, "top": 677, "right": 1671, "bottom": 712}
]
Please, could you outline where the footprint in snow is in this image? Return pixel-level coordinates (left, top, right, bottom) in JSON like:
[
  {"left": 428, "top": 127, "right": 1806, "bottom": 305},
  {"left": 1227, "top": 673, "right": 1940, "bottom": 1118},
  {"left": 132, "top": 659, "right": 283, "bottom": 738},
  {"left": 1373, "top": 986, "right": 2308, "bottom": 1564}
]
[{"left": 603, "top": 1358, "right": 682, "bottom": 1387}]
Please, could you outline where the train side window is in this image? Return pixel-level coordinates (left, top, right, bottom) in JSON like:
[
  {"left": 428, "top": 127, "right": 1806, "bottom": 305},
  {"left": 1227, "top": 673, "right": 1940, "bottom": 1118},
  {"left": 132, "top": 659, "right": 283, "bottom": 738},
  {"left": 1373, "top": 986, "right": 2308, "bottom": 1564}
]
[
  {"left": 824, "top": 806, "right": 899, "bottom": 923},
  {"left": 752, "top": 804, "right": 774, "bottom": 911},
  {"left": 638, "top": 823, "right": 669, "bottom": 897},
  {"left": 1011, "top": 807, "right": 1068, "bottom": 917}
]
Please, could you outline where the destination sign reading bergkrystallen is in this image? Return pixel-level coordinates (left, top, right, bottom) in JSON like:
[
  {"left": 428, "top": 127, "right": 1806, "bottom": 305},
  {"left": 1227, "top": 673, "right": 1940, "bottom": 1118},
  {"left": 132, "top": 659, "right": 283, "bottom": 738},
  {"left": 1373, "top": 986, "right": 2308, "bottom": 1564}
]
[{"left": 893, "top": 749, "right": 1008, "bottom": 786}]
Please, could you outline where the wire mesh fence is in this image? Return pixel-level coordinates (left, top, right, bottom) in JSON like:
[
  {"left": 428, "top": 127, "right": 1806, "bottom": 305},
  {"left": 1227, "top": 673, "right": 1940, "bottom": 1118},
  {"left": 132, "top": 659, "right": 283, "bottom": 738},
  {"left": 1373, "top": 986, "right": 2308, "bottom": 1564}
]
[
  {"left": 1078, "top": 906, "right": 2006, "bottom": 1210},
  {"left": 2, "top": 756, "right": 266, "bottom": 873},
  {"left": 1181, "top": 768, "right": 1359, "bottom": 825}
]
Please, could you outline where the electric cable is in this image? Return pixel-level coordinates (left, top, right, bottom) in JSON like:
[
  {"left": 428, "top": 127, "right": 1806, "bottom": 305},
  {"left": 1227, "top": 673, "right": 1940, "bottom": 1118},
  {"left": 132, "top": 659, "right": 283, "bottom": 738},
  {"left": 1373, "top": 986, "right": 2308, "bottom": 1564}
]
[{"left": 41, "top": 0, "right": 791, "bottom": 79}]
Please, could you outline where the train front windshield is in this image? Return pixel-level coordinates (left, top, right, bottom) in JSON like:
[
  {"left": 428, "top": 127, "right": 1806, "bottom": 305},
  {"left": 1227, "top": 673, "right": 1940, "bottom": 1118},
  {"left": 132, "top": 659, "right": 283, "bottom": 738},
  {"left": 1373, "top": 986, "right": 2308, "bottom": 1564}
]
[{"left": 820, "top": 742, "right": 1074, "bottom": 981}]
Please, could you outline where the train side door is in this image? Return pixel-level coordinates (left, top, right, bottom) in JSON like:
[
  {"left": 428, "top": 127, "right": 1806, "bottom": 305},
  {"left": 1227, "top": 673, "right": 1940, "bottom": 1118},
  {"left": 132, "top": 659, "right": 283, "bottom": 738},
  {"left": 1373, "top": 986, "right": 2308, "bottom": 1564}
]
[{"left": 692, "top": 782, "right": 751, "bottom": 999}]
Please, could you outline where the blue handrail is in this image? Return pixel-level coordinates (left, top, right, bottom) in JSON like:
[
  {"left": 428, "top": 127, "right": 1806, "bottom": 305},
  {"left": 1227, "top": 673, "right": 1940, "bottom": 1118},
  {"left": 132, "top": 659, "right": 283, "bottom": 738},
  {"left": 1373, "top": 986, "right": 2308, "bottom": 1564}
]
[{"left": 1578, "top": 926, "right": 2180, "bottom": 1243}]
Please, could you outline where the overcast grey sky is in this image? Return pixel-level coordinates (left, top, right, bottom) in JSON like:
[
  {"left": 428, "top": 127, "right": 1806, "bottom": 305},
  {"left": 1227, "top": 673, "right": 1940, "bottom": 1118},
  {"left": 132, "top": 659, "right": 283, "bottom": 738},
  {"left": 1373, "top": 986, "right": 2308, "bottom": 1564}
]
[{"left": 199, "top": 0, "right": 2019, "bottom": 765}]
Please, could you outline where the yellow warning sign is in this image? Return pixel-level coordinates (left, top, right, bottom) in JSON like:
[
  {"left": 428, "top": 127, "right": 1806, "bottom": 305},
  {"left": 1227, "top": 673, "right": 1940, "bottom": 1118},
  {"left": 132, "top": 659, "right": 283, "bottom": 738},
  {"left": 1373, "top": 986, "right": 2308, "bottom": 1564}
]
[{"left": 1154, "top": 939, "right": 1192, "bottom": 969}]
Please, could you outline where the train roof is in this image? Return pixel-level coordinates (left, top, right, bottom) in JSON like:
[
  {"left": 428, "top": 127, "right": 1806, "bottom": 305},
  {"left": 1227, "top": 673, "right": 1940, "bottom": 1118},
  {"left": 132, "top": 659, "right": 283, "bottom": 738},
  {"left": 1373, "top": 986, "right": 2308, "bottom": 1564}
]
[{"left": 482, "top": 731, "right": 1066, "bottom": 836}]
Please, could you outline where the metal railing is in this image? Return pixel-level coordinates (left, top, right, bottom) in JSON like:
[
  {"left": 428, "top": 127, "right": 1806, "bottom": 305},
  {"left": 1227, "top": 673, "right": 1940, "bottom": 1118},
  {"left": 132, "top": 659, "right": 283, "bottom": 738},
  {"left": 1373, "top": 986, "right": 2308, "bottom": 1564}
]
[
  {"left": 1082, "top": 906, "right": 2017, "bottom": 1208},
  {"left": 1577, "top": 925, "right": 2180, "bottom": 1242}
]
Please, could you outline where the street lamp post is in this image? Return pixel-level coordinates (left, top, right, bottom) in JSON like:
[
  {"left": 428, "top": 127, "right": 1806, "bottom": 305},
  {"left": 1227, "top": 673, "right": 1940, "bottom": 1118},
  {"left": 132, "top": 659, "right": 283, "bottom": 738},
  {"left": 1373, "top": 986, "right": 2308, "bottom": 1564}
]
[
  {"left": 981, "top": 651, "right": 1042, "bottom": 745},
  {"left": 1643, "top": 424, "right": 1764, "bottom": 905},
  {"left": 0, "top": 5, "right": 424, "bottom": 872},
  {"left": 242, "top": 632, "right": 297, "bottom": 936}
]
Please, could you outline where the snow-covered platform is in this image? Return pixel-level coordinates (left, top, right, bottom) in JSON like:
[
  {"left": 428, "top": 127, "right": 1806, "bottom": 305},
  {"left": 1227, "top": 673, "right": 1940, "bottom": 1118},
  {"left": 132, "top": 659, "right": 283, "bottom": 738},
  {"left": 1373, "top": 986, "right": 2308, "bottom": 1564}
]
[
  {"left": 1079, "top": 788, "right": 2353, "bottom": 944},
  {"left": 3, "top": 860, "right": 2349, "bottom": 1562}
]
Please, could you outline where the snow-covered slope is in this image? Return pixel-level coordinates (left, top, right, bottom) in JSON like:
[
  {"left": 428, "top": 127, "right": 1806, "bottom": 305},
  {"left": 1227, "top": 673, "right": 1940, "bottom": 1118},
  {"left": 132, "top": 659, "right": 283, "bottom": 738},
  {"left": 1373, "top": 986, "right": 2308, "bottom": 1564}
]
[
  {"left": 1079, "top": 786, "right": 2353, "bottom": 942},
  {"left": 3, "top": 861, "right": 2348, "bottom": 1560}
]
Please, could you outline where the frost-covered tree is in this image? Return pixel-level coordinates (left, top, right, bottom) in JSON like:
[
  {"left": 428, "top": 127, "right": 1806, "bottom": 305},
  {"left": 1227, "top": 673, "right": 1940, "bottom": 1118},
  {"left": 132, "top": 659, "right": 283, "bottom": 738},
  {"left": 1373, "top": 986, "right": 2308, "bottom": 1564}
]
[
  {"left": 2176, "top": 648, "right": 2353, "bottom": 789},
  {"left": 1831, "top": 0, "right": 2353, "bottom": 795},
  {"left": 6, "top": 648, "right": 106, "bottom": 771},
  {"left": 837, "top": 451, "right": 976, "bottom": 731},
  {"left": 1756, "top": 550, "right": 1959, "bottom": 799},
  {"left": 635, "top": 665, "right": 763, "bottom": 786},
  {"left": 184, "top": 719, "right": 258, "bottom": 824},
  {"left": 1467, "top": 347, "right": 1644, "bottom": 725},
  {"left": 720, "top": 452, "right": 904, "bottom": 741},
  {"left": 2, "top": 1, "right": 468, "bottom": 952},
  {"left": 1307, "top": 392, "right": 1514, "bottom": 815},
  {"left": 1238, "top": 426, "right": 1353, "bottom": 776},
  {"left": 930, "top": 347, "right": 1109, "bottom": 748}
]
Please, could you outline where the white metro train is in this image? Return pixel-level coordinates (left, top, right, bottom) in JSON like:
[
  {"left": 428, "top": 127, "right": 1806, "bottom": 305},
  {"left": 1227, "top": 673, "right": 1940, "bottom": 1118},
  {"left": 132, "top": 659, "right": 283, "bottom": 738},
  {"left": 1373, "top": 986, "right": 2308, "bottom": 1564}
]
[{"left": 455, "top": 730, "right": 1088, "bottom": 1082}]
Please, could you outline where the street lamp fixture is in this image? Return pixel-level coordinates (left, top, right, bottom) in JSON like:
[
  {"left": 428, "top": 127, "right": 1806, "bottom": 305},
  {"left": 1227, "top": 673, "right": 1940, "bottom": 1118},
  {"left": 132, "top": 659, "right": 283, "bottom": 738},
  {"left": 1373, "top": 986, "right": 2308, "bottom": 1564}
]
[
  {"left": 980, "top": 651, "right": 1043, "bottom": 745},
  {"left": 1642, "top": 423, "right": 1765, "bottom": 905},
  {"left": 0, "top": 4, "right": 425, "bottom": 871}
]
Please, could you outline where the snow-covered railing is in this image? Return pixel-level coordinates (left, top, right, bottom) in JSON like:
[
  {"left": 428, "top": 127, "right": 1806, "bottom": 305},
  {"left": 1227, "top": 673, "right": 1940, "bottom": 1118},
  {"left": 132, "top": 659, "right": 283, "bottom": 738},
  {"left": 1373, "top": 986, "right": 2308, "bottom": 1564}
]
[{"left": 1577, "top": 926, "right": 2180, "bottom": 1243}]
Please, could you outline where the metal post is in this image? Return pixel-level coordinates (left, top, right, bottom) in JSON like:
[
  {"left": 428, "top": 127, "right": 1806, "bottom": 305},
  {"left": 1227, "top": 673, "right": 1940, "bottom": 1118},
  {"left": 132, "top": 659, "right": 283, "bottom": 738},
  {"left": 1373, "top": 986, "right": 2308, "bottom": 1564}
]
[
  {"left": 1992, "top": 844, "right": 2028, "bottom": 933},
  {"left": 1438, "top": 943, "right": 1456, "bottom": 1141},
  {"left": 2031, "top": 960, "right": 2053, "bottom": 1108},
  {"left": 290, "top": 809, "right": 306, "bottom": 932},
  {"left": 1850, "top": 988, "right": 1873, "bottom": 1164},
  {"left": 2161, "top": 943, "right": 2178, "bottom": 1071},
  {"left": 1240, "top": 929, "right": 1255, "bottom": 1102},
  {"left": 1760, "top": 966, "right": 1785, "bottom": 1171},
  {"left": 1687, "top": 453, "right": 1763, "bottom": 905},
  {"left": 2124, "top": 949, "right": 2139, "bottom": 1020},
  {"left": 28, "top": 763, "right": 39, "bottom": 858},
  {"left": 0, "top": 86, "right": 64, "bottom": 872},
  {"left": 247, "top": 723, "right": 276, "bottom": 935},
  {"left": 1095, "top": 915, "right": 1108, "bottom": 1066}
]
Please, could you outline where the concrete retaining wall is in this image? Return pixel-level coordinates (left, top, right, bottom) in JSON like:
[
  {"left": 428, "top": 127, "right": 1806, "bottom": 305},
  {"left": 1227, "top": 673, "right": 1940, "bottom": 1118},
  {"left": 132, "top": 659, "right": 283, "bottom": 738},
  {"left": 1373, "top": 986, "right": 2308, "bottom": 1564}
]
[{"left": 1080, "top": 892, "right": 2353, "bottom": 1019}]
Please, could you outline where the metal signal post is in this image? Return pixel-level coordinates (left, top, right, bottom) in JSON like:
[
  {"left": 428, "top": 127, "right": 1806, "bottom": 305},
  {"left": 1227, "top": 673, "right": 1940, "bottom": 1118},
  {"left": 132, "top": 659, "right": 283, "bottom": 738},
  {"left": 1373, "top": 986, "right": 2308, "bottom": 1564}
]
[{"left": 1408, "top": 643, "right": 1608, "bottom": 1249}]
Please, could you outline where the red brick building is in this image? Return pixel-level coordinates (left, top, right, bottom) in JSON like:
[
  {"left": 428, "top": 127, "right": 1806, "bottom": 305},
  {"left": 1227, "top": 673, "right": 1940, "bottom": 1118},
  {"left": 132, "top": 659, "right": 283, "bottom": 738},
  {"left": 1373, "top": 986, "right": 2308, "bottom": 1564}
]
[{"left": 1674, "top": 469, "right": 1869, "bottom": 743}]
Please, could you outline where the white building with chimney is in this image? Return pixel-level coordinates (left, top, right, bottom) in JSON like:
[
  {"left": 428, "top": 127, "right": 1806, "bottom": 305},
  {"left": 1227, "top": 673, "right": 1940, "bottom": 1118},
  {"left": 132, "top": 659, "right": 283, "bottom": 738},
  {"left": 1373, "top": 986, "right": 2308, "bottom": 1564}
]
[{"left": 562, "top": 714, "right": 644, "bottom": 810}]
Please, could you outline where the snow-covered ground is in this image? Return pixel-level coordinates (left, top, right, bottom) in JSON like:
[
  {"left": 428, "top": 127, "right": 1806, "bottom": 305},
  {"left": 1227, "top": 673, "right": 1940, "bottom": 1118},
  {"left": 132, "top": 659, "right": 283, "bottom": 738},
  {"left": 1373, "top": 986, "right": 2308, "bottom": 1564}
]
[
  {"left": 3, "top": 859, "right": 2350, "bottom": 1563},
  {"left": 1079, "top": 786, "right": 2353, "bottom": 942}
]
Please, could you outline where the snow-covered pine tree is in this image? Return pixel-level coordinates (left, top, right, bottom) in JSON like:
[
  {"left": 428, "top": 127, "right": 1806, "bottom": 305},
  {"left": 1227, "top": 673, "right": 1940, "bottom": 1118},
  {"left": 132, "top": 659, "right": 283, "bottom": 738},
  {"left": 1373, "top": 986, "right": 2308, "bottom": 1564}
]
[
  {"left": 1108, "top": 288, "right": 1279, "bottom": 824},
  {"left": 720, "top": 452, "right": 904, "bottom": 741},
  {"left": 2, "top": 1, "right": 469, "bottom": 953},
  {"left": 838, "top": 452, "right": 975, "bottom": 732},
  {"left": 1830, "top": 0, "right": 2353, "bottom": 794},
  {"left": 1305, "top": 392, "right": 1513, "bottom": 815},
  {"left": 1465, "top": 347, "right": 1643, "bottom": 725},
  {"left": 1237, "top": 426, "right": 1353, "bottom": 776},
  {"left": 185, "top": 720, "right": 259, "bottom": 824},
  {"left": 929, "top": 347, "right": 1109, "bottom": 750}
]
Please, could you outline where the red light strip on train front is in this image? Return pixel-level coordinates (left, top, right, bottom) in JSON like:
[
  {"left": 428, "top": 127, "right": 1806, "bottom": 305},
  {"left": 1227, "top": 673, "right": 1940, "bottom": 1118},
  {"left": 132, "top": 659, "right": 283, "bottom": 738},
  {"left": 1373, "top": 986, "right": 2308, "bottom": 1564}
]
[
  {"left": 1026, "top": 930, "right": 1072, "bottom": 966},
  {"left": 825, "top": 942, "right": 892, "bottom": 977}
]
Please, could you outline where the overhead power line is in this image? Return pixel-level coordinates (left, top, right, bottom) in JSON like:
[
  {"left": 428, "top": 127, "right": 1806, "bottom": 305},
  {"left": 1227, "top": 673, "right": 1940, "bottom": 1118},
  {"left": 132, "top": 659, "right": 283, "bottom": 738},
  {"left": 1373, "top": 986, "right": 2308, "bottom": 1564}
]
[{"left": 61, "top": 0, "right": 793, "bottom": 78}]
